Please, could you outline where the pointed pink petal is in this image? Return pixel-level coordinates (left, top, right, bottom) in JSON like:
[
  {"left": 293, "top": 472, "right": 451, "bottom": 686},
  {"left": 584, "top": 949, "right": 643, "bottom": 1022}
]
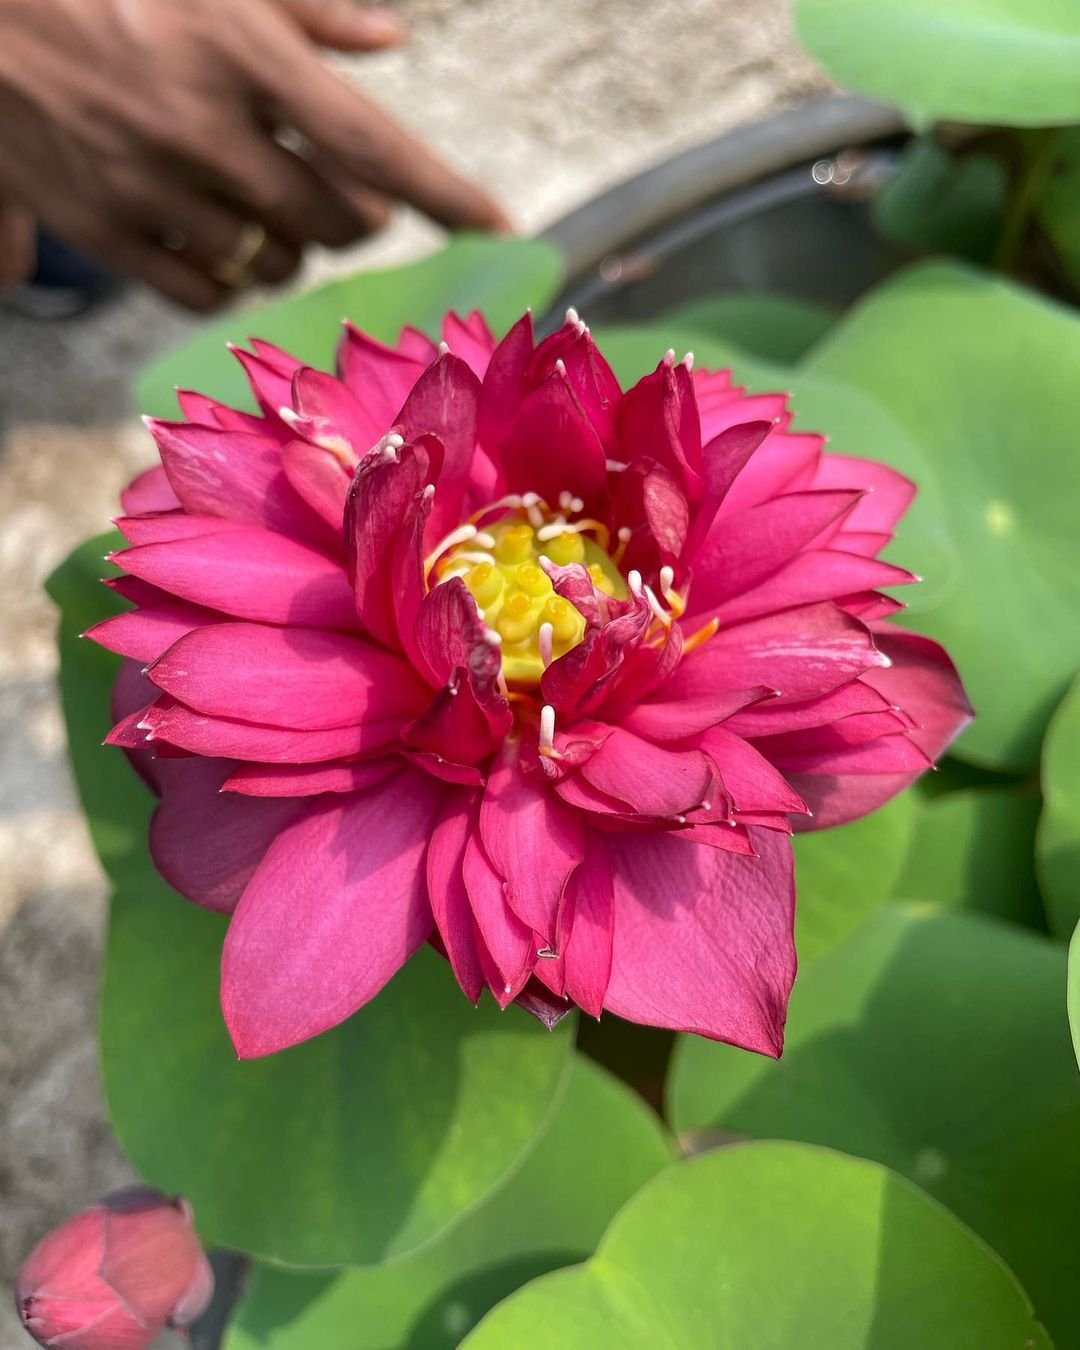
[
  {"left": 291, "top": 365, "right": 379, "bottom": 454},
  {"left": 620, "top": 686, "right": 775, "bottom": 742},
  {"left": 140, "top": 701, "right": 401, "bottom": 762},
  {"left": 86, "top": 590, "right": 218, "bottom": 663},
  {"left": 441, "top": 309, "right": 498, "bottom": 379},
  {"left": 395, "top": 353, "right": 481, "bottom": 541},
  {"left": 615, "top": 358, "right": 702, "bottom": 494},
  {"left": 716, "top": 430, "right": 824, "bottom": 517},
  {"left": 680, "top": 420, "right": 773, "bottom": 564},
  {"left": 222, "top": 759, "right": 400, "bottom": 796},
  {"left": 150, "top": 758, "right": 301, "bottom": 913},
  {"left": 121, "top": 465, "right": 181, "bottom": 514},
  {"left": 477, "top": 312, "right": 535, "bottom": 458},
  {"left": 426, "top": 792, "right": 485, "bottom": 1002},
  {"left": 698, "top": 726, "right": 808, "bottom": 815},
  {"left": 670, "top": 602, "right": 889, "bottom": 704},
  {"left": 344, "top": 439, "right": 429, "bottom": 651},
  {"left": 462, "top": 827, "right": 536, "bottom": 990},
  {"left": 496, "top": 365, "right": 608, "bottom": 504},
  {"left": 222, "top": 772, "right": 444, "bottom": 1057},
  {"left": 337, "top": 323, "right": 426, "bottom": 431},
  {"left": 788, "top": 626, "right": 973, "bottom": 827},
  {"left": 231, "top": 341, "right": 302, "bottom": 420},
  {"left": 148, "top": 623, "right": 426, "bottom": 730},
  {"left": 480, "top": 740, "right": 584, "bottom": 942},
  {"left": 115, "top": 512, "right": 251, "bottom": 546},
  {"left": 112, "top": 530, "right": 357, "bottom": 629},
  {"left": 712, "top": 550, "right": 916, "bottom": 627},
  {"left": 280, "top": 439, "right": 352, "bottom": 531},
  {"left": 561, "top": 831, "right": 614, "bottom": 1019},
  {"left": 581, "top": 727, "right": 716, "bottom": 818},
  {"left": 397, "top": 324, "right": 440, "bottom": 363},
  {"left": 99, "top": 1195, "right": 211, "bottom": 1330},
  {"left": 605, "top": 828, "right": 795, "bottom": 1053},
  {"left": 146, "top": 419, "right": 334, "bottom": 547},
  {"left": 724, "top": 680, "right": 892, "bottom": 737},
  {"left": 811, "top": 452, "right": 916, "bottom": 536},
  {"left": 689, "top": 490, "right": 861, "bottom": 615}
]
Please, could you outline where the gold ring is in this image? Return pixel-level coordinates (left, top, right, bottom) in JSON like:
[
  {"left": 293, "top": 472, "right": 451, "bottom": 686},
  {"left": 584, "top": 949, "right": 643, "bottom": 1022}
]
[{"left": 212, "top": 223, "right": 269, "bottom": 287}]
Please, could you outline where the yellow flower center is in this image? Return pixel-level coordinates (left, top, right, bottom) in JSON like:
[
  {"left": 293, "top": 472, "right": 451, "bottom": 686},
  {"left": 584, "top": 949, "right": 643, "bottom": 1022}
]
[{"left": 430, "top": 509, "right": 627, "bottom": 685}]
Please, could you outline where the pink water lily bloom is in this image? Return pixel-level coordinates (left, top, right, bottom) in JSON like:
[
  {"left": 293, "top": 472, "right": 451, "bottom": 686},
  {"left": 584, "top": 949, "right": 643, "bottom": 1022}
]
[{"left": 90, "top": 308, "right": 971, "bottom": 1059}]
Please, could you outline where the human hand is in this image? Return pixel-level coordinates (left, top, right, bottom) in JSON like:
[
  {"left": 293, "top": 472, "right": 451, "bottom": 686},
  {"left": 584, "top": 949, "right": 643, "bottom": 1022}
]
[{"left": 0, "top": 0, "right": 509, "bottom": 310}]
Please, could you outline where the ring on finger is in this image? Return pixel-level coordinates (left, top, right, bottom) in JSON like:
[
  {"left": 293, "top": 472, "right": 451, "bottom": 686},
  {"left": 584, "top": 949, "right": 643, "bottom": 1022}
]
[{"left": 211, "top": 222, "right": 270, "bottom": 288}]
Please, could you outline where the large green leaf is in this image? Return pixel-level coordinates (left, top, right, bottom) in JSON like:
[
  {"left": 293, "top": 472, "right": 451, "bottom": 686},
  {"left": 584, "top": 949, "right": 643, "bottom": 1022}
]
[
  {"left": 670, "top": 905, "right": 1080, "bottom": 1347},
  {"left": 793, "top": 796, "right": 916, "bottom": 964},
  {"left": 896, "top": 787, "right": 1044, "bottom": 927},
  {"left": 795, "top": 0, "right": 1080, "bottom": 127},
  {"left": 1038, "top": 675, "right": 1080, "bottom": 938},
  {"left": 806, "top": 262, "right": 1080, "bottom": 771},
  {"left": 225, "top": 1057, "right": 674, "bottom": 1350},
  {"left": 462, "top": 1141, "right": 1050, "bottom": 1349},
  {"left": 872, "top": 138, "right": 1007, "bottom": 266},
  {"left": 136, "top": 235, "right": 564, "bottom": 417},
  {"left": 47, "top": 536, "right": 574, "bottom": 1268},
  {"left": 660, "top": 293, "right": 835, "bottom": 365}
]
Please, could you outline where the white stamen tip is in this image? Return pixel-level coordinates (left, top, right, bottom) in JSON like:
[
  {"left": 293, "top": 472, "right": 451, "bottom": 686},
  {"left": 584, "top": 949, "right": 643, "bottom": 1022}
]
[
  {"left": 538, "top": 622, "right": 554, "bottom": 668},
  {"left": 422, "top": 483, "right": 436, "bottom": 499},
  {"left": 617, "top": 526, "right": 632, "bottom": 542},
  {"left": 659, "top": 565, "right": 675, "bottom": 595},
  {"left": 473, "top": 530, "right": 497, "bottom": 549},
  {"left": 484, "top": 627, "right": 503, "bottom": 647},
  {"left": 386, "top": 433, "right": 404, "bottom": 448},
  {"left": 539, "top": 704, "right": 556, "bottom": 754},
  {"left": 627, "top": 569, "right": 644, "bottom": 598},
  {"left": 565, "top": 306, "right": 580, "bottom": 325},
  {"left": 682, "top": 351, "right": 694, "bottom": 370},
  {"left": 663, "top": 349, "right": 676, "bottom": 366},
  {"left": 438, "top": 340, "right": 450, "bottom": 355},
  {"left": 554, "top": 358, "right": 567, "bottom": 375},
  {"left": 278, "top": 406, "right": 301, "bottom": 427}
]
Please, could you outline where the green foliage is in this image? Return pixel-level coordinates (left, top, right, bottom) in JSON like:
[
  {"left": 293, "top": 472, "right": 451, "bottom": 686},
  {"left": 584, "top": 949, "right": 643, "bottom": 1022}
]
[
  {"left": 1035, "top": 127, "right": 1080, "bottom": 289},
  {"left": 873, "top": 138, "right": 1007, "bottom": 265},
  {"left": 47, "top": 535, "right": 574, "bottom": 1269},
  {"left": 136, "top": 235, "right": 564, "bottom": 417},
  {"left": 897, "top": 787, "right": 1044, "bottom": 926},
  {"left": 1038, "top": 676, "right": 1080, "bottom": 937},
  {"left": 795, "top": 0, "right": 1080, "bottom": 127},
  {"left": 225, "top": 1057, "right": 674, "bottom": 1350},
  {"left": 793, "top": 796, "right": 916, "bottom": 963},
  {"left": 462, "top": 1141, "right": 1050, "bottom": 1349},
  {"left": 807, "top": 261, "right": 1080, "bottom": 772},
  {"left": 661, "top": 293, "right": 835, "bottom": 365},
  {"left": 670, "top": 906, "right": 1080, "bottom": 1347}
]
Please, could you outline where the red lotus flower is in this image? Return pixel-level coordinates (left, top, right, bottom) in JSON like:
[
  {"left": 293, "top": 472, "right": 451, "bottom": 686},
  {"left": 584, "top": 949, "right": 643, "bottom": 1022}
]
[
  {"left": 89, "top": 308, "right": 971, "bottom": 1059},
  {"left": 16, "top": 1187, "right": 213, "bottom": 1349}
]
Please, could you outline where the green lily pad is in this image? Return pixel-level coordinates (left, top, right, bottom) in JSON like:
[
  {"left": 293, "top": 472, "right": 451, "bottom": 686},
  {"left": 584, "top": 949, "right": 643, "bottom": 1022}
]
[
  {"left": 1036, "top": 127, "right": 1080, "bottom": 290},
  {"left": 47, "top": 535, "right": 574, "bottom": 1268},
  {"left": 461, "top": 1141, "right": 1050, "bottom": 1349},
  {"left": 806, "top": 261, "right": 1080, "bottom": 771},
  {"left": 670, "top": 905, "right": 1080, "bottom": 1347},
  {"left": 873, "top": 138, "right": 1007, "bottom": 266},
  {"left": 896, "top": 787, "right": 1044, "bottom": 928},
  {"left": 1038, "top": 675, "right": 1080, "bottom": 938},
  {"left": 225, "top": 1056, "right": 674, "bottom": 1350},
  {"left": 794, "top": 795, "right": 916, "bottom": 964},
  {"left": 795, "top": 0, "right": 1080, "bottom": 127},
  {"left": 661, "top": 293, "right": 835, "bottom": 365},
  {"left": 136, "top": 235, "right": 564, "bottom": 417}
]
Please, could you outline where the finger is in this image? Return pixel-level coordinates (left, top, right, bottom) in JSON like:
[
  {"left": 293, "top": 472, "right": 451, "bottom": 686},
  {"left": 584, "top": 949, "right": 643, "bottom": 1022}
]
[
  {"left": 0, "top": 205, "right": 36, "bottom": 286},
  {"left": 248, "top": 46, "right": 512, "bottom": 231},
  {"left": 87, "top": 228, "right": 231, "bottom": 312},
  {"left": 207, "top": 128, "right": 391, "bottom": 249},
  {"left": 276, "top": 0, "right": 406, "bottom": 51},
  {"left": 144, "top": 189, "right": 302, "bottom": 286}
]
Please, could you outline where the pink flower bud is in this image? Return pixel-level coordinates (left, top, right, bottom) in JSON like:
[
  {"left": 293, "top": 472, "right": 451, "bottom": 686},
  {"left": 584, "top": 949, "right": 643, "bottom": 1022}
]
[{"left": 15, "top": 1186, "right": 214, "bottom": 1349}]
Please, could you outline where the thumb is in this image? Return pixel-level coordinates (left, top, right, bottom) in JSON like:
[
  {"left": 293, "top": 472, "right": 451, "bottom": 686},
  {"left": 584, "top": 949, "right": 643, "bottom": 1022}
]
[
  {"left": 275, "top": 0, "right": 406, "bottom": 51},
  {"left": 0, "top": 205, "right": 36, "bottom": 287}
]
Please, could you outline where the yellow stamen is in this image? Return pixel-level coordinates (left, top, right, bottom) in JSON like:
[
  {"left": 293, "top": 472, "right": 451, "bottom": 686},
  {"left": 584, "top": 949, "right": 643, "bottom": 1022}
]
[
  {"left": 544, "top": 531, "right": 586, "bottom": 566},
  {"left": 541, "top": 596, "right": 580, "bottom": 644},
  {"left": 465, "top": 561, "right": 503, "bottom": 607},
  {"left": 683, "top": 616, "right": 720, "bottom": 654},
  {"left": 494, "top": 524, "right": 535, "bottom": 564},
  {"left": 515, "top": 562, "right": 549, "bottom": 597},
  {"left": 495, "top": 589, "right": 537, "bottom": 643}
]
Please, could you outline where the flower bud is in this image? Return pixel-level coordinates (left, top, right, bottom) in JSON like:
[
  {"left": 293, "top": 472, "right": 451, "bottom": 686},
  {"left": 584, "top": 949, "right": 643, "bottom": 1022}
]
[{"left": 15, "top": 1186, "right": 214, "bottom": 1349}]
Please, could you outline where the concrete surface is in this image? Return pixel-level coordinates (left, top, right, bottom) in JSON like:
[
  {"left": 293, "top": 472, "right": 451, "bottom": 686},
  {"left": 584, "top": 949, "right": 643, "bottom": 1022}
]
[{"left": 0, "top": 1, "right": 825, "bottom": 1342}]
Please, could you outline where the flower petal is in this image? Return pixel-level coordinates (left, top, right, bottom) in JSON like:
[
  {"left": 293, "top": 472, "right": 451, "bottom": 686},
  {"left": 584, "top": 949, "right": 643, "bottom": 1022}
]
[
  {"left": 561, "top": 831, "right": 614, "bottom": 1019},
  {"left": 605, "top": 828, "right": 795, "bottom": 1054},
  {"left": 580, "top": 727, "right": 716, "bottom": 818},
  {"left": 426, "top": 792, "right": 485, "bottom": 1003},
  {"left": 111, "top": 530, "right": 357, "bottom": 630},
  {"left": 148, "top": 623, "right": 426, "bottom": 730},
  {"left": 222, "top": 772, "right": 444, "bottom": 1057},
  {"left": 480, "top": 741, "right": 584, "bottom": 942},
  {"left": 395, "top": 353, "right": 481, "bottom": 541},
  {"left": 139, "top": 701, "right": 401, "bottom": 762},
  {"left": 121, "top": 465, "right": 181, "bottom": 514},
  {"left": 221, "top": 759, "right": 400, "bottom": 797},
  {"left": 150, "top": 759, "right": 301, "bottom": 913},
  {"left": 462, "top": 827, "right": 535, "bottom": 991}
]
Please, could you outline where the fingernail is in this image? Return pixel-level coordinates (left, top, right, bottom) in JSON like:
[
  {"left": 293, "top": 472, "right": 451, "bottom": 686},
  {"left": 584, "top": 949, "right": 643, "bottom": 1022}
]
[{"left": 362, "top": 8, "right": 407, "bottom": 43}]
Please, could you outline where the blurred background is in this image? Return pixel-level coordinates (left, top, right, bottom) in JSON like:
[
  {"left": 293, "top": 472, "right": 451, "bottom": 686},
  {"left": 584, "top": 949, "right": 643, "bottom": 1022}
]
[{"left": 0, "top": 5, "right": 828, "bottom": 1339}]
